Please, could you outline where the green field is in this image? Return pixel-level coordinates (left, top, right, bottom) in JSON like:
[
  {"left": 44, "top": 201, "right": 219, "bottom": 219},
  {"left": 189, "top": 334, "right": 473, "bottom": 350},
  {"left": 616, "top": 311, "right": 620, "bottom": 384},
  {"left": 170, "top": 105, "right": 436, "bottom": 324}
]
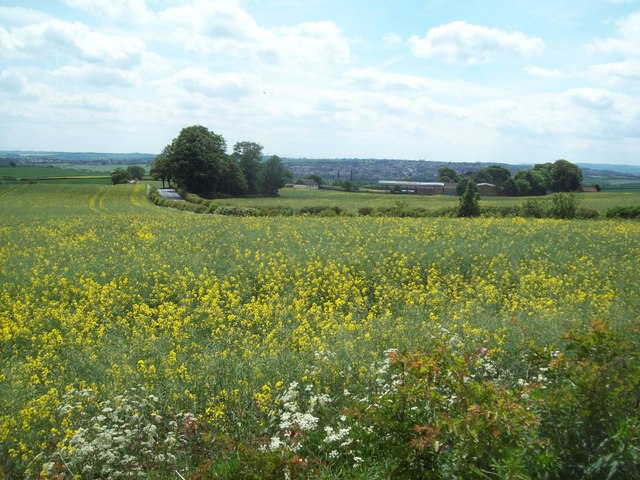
[
  {"left": 1, "top": 184, "right": 639, "bottom": 479},
  {"left": 0, "top": 166, "right": 111, "bottom": 185},
  {"left": 210, "top": 186, "right": 640, "bottom": 214}
]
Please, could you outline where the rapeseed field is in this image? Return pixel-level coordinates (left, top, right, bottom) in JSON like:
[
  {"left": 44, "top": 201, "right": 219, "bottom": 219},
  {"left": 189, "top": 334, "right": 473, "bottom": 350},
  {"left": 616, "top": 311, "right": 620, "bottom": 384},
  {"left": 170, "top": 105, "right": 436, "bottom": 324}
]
[{"left": 1, "top": 184, "right": 638, "bottom": 478}]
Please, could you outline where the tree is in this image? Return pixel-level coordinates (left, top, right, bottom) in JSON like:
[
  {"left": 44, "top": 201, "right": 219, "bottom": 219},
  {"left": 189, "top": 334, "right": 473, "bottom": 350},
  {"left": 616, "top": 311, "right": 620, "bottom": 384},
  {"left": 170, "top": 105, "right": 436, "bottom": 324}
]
[
  {"left": 168, "top": 125, "right": 227, "bottom": 195},
  {"left": 150, "top": 147, "right": 174, "bottom": 188},
  {"left": 473, "top": 170, "right": 494, "bottom": 184},
  {"left": 218, "top": 154, "right": 248, "bottom": 195},
  {"left": 457, "top": 180, "right": 481, "bottom": 217},
  {"left": 437, "top": 167, "right": 460, "bottom": 183},
  {"left": 484, "top": 165, "right": 511, "bottom": 186},
  {"left": 551, "top": 159, "right": 582, "bottom": 192},
  {"left": 127, "top": 165, "right": 145, "bottom": 180},
  {"left": 456, "top": 176, "right": 472, "bottom": 196},
  {"left": 261, "top": 155, "right": 291, "bottom": 195},
  {"left": 234, "top": 141, "right": 263, "bottom": 194},
  {"left": 111, "top": 167, "right": 131, "bottom": 185}
]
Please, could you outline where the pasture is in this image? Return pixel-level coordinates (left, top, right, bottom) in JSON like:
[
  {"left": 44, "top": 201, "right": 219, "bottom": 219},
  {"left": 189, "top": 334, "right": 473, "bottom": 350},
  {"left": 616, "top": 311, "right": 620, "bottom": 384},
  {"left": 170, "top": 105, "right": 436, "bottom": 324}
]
[
  {"left": 0, "top": 183, "right": 639, "bottom": 478},
  {"left": 0, "top": 166, "right": 111, "bottom": 185},
  {"left": 215, "top": 186, "right": 640, "bottom": 214}
]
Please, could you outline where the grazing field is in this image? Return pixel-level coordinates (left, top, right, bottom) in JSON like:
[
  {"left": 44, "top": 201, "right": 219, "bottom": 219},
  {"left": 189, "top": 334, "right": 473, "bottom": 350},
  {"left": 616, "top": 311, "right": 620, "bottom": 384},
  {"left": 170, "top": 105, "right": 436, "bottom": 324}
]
[
  {"left": 215, "top": 186, "right": 640, "bottom": 214},
  {"left": 0, "top": 166, "right": 111, "bottom": 185},
  {"left": 1, "top": 184, "right": 639, "bottom": 478}
]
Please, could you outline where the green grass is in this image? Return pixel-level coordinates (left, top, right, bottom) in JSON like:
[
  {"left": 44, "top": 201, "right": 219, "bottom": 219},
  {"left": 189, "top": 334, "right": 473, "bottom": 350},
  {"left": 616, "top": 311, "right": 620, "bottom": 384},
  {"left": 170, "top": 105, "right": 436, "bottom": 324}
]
[
  {"left": 0, "top": 166, "right": 111, "bottom": 184},
  {"left": 1, "top": 183, "right": 639, "bottom": 478},
  {"left": 209, "top": 186, "right": 640, "bottom": 214}
]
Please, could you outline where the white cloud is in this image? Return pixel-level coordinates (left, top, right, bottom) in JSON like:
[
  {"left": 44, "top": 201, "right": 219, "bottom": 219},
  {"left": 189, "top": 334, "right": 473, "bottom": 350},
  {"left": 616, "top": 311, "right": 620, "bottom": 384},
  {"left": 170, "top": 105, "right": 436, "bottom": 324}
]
[
  {"left": 408, "top": 21, "right": 544, "bottom": 64},
  {"left": 563, "top": 87, "right": 618, "bottom": 110},
  {"left": 52, "top": 64, "right": 141, "bottom": 87},
  {"left": 63, "top": 0, "right": 153, "bottom": 22},
  {"left": 383, "top": 33, "right": 402, "bottom": 48},
  {"left": 523, "top": 65, "right": 566, "bottom": 78},
  {"left": 589, "top": 11, "right": 640, "bottom": 57},
  {"left": 0, "top": 68, "right": 28, "bottom": 92},
  {"left": 0, "top": 19, "right": 147, "bottom": 67},
  {"left": 589, "top": 60, "right": 640, "bottom": 85},
  {"left": 155, "top": 68, "right": 256, "bottom": 99},
  {"left": 0, "top": 6, "right": 50, "bottom": 25},
  {"left": 157, "top": 1, "right": 350, "bottom": 68}
]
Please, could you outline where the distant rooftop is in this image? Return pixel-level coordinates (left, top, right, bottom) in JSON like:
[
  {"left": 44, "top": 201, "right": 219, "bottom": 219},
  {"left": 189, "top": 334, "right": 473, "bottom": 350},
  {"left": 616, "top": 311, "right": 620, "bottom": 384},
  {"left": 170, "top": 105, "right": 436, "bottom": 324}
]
[{"left": 379, "top": 180, "right": 445, "bottom": 187}]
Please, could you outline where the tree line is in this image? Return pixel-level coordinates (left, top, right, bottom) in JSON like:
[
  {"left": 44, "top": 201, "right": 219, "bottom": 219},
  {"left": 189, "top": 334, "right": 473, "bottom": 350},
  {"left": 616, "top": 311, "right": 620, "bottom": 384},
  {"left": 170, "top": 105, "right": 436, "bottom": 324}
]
[
  {"left": 149, "top": 125, "right": 291, "bottom": 197},
  {"left": 438, "top": 159, "right": 585, "bottom": 196}
]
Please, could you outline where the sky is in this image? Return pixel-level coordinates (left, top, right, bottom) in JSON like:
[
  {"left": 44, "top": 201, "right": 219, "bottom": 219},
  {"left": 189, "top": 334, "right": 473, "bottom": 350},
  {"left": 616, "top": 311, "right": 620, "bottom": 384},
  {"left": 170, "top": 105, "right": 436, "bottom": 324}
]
[{"left": 1, "top": 1, "right": 639, "bottom": 165}]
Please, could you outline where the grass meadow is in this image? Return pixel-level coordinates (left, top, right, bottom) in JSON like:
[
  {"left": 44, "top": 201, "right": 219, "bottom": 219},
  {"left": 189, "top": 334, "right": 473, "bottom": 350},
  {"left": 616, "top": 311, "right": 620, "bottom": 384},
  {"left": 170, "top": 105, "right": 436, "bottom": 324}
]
[
  {"left": 1, "top": 184, "right": 639, "bottom": 478},
  {"left": 218, "top": 186, "right": 640, "bottom": 214}
]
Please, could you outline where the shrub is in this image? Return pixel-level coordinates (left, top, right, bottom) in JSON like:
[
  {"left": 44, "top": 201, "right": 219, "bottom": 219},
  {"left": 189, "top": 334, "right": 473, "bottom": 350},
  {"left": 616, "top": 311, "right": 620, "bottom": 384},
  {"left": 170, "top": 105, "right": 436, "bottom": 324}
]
[
  {"left": 213, "top": 206, "right": 260, "bottom": 216},
  {"left": 605, "top": 205, "right": 640, "bottom": 219},
  {"left": 520, "top": 199, "right": 547, "bottom": 218},
  {"left": 535, "top": 320, "right": 640, "bottom": 478},
  {"left": 549, "top": 192, "right": 579, "bottom": 219},
  {"left": 457, "top": 180, "right": 481, "bottom": 217},
  {"left": 481, "top": 205, "right": 521, "bottom": 217},
  {"left": 577, "top": 208, "right": 599, "bottom": 219},
  {"left": 299, "top": 206, "right": 342, "bottom": 216}
]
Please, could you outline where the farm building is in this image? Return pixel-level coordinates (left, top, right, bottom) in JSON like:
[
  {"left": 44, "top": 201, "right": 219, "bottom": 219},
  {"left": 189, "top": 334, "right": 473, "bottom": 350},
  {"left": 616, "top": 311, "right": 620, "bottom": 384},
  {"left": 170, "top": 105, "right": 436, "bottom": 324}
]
[
  {"left": 378, "top": 180, "right": 456, "bottom": 195},
  {"left": 476, "top": 183, "right": 501, "bottom": 196},
  {"left": 294, "top": 179, "right": 319, "bottom": 189}
]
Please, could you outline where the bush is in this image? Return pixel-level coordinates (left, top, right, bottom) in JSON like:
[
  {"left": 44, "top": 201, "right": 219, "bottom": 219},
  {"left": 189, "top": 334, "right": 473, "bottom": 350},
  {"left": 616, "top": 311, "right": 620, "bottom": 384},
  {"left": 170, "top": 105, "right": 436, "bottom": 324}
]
[
  {"left": 605, "top": 206, "right": 640, "bottom": 219},
  {"left": 457, "top": 180, "right": 480, "bottom": 217},
  {"left": 213, "top": 206, "right": 260, "bottom": 216},
  {"left": 577, "top": 208, "right": 599, "bottom": 219},
  {"left": 481, "top": 205, "right": 521, "bottom": 217},
  {"left": 520, "top": 199, "right": 548, "bottom": 218},
  {"left": 255, "top": 206, "right": 297, "bottom": 217},
  {"left": 535, "top": 320, "right": 640, "bottom": 478},
  {"left": 549, "top": 192, "right": 579, "bottom": 219},
  {"left": 299, "top": 206, "right": 342, "bottom": 216}
]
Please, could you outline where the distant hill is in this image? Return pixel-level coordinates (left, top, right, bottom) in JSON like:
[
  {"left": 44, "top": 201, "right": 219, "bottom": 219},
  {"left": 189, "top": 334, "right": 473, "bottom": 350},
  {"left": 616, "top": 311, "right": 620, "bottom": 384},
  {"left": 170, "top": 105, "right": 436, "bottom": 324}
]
[
  {"left": 577, "top": 163, "right": 640, "bottom": 176},
  {"left": 2, "top": 151, "right": 638, "bottom": 180},
  {"left": 0, "top": 150, "right": 156, "bottom": 166}
]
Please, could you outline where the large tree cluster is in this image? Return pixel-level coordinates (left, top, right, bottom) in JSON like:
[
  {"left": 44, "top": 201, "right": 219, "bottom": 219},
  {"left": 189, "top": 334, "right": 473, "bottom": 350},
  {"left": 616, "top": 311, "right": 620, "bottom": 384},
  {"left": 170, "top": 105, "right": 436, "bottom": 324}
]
[
  {"left": 442, "top": 159, "right": 583, "bottom": 197},
  {"left": 150, "top": 125, "right": 291, "bottom": 196}
]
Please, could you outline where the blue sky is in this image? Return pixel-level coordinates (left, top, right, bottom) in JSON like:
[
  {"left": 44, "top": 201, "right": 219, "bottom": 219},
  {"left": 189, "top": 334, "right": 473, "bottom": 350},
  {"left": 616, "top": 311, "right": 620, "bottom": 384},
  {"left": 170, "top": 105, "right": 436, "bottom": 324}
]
[{"left": 1, "top": 1, "right": 639, "bottom": 165}]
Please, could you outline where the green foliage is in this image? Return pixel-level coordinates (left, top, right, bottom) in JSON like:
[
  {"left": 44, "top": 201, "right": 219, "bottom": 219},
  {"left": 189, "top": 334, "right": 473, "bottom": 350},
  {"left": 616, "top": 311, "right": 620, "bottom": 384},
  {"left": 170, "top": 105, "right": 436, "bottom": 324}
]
[
  {"left": 457, "top": 180, "right": 481, "bottom": 217},
  {"left": 234, "top": 141, "right": 263, "bottom": 194},
  {"left": 212, "top": 205, "right": 260, "bottom": 216},
  {"left": 520, "top": 198, "right": 547, "bottom": 218},
  {"left": 126, "top": 165, "right": 145, "bottom": 180},
  {"left": 605, "top": 205, "right": 640, "bottom": 219},
  {"left": 150, "top": 147, "right": 173, "bottom": 188},
  {"left": 551, "top": 159, "right": 583, "bottom": 192},
  {"left": 299, "top": 205, "right": 343, "bottom": 216},
  {"left": 549, "top": 192, "right": 579, "bottom": 219},
  {"left": 168, "top": 125, "right": 227, "bottom": 195},
  {"left": 261, "top": 155, "right": 292, "bottom": 195},
  {"left": 110, "top": 167, "right": 131, "bottom": 185},
  {"left": 535, "top": 320, "right": 640, "bottom": 478},
  {"left": 437, "top": 167, "right": 460, "bottom": 183}
]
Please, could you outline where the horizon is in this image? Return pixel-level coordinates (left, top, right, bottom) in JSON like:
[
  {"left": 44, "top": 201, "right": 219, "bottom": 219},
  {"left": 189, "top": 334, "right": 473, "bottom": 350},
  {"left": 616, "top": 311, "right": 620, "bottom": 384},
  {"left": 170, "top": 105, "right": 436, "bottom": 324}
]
[
  {"left": 1, "top": 1, "right": 639, "bottom": 165},
  {"left": 3, "top": 149, "right": 640, "bottom": 171}
]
